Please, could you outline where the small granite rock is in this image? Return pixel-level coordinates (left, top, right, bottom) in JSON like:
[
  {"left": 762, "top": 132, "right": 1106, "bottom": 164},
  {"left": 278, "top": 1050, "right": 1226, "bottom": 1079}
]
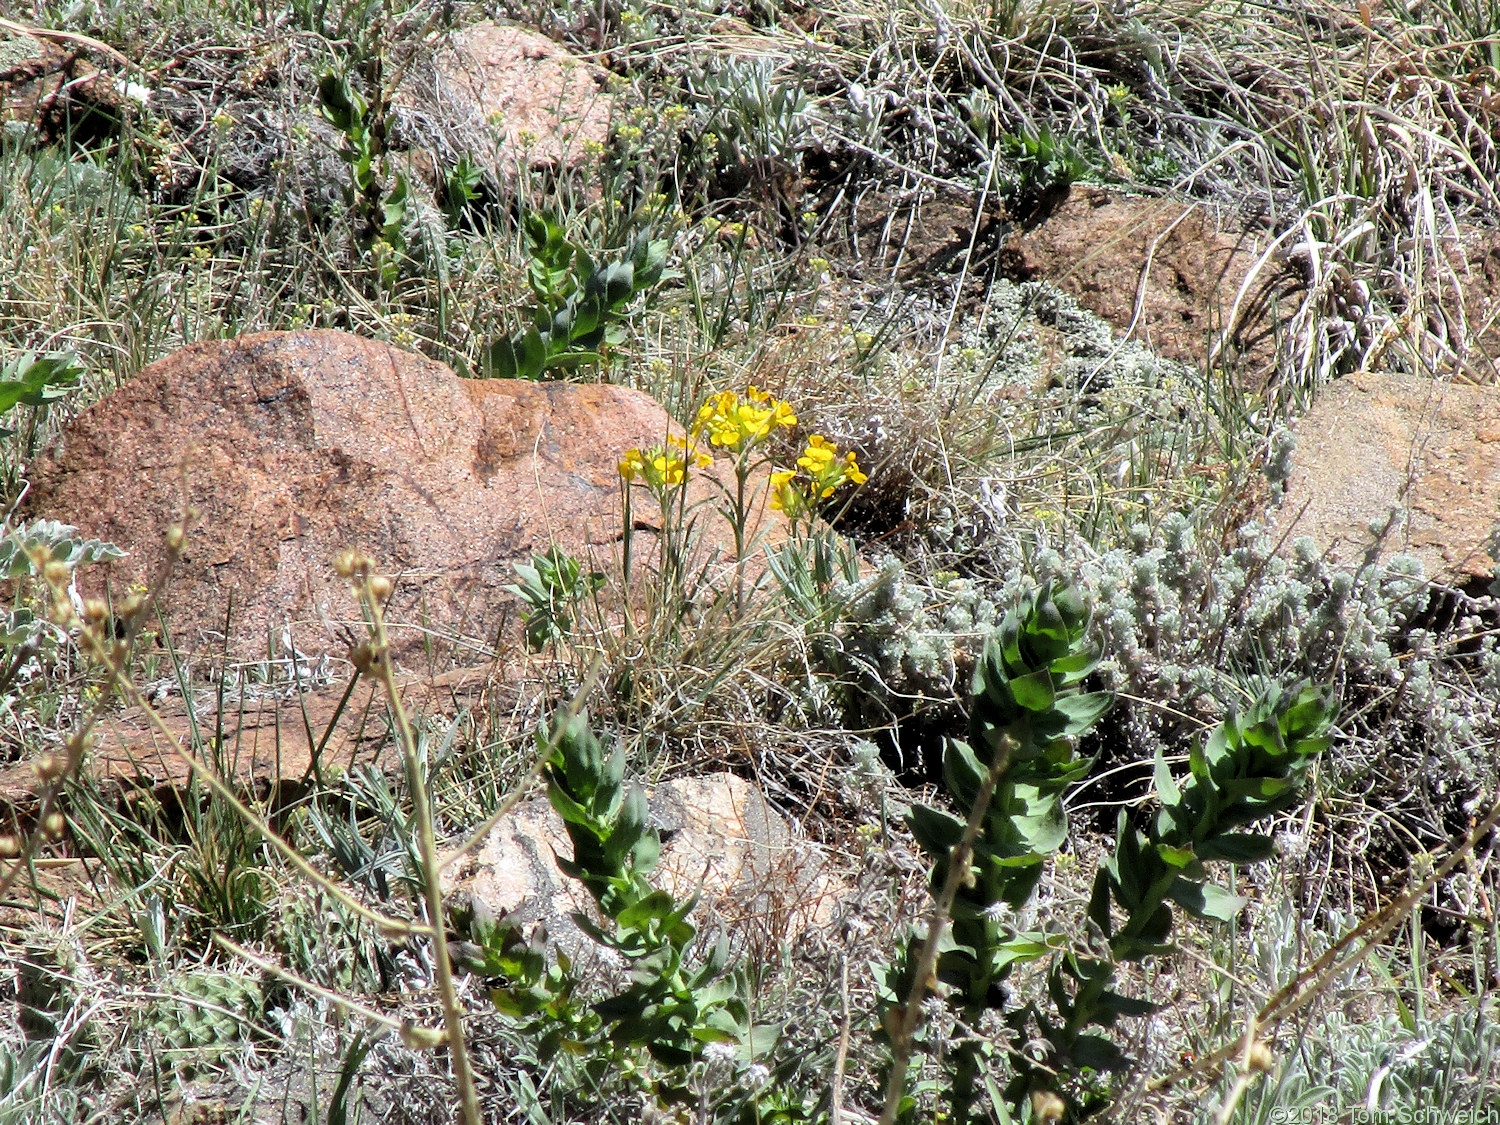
[
  {"left": 394, "top": 22, "right": 610, "bottom": 183},
  {"left": 1275, "top": 369, "right": 1500, "bottom": 582},
  {"left": 443, "top": 773, "right": 844, "bottom": 951}
]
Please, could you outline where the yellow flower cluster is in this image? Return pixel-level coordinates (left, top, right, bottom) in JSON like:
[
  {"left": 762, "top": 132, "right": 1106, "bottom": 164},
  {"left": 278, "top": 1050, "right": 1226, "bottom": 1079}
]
[
  {"left": 692, "top": 386, "right": 798, "bottom": 453},
  {"left": 618, "top": 435, "right": 711, "bottom": 491},
  {"left": 769, "top": 435, "right": 868, "bottom": 519}
]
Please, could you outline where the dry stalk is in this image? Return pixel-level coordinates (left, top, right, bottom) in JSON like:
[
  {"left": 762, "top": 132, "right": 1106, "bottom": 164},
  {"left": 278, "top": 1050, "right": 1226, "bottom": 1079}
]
[{"left": 345, "top": 555, "right": 482, "bottom": 1125}]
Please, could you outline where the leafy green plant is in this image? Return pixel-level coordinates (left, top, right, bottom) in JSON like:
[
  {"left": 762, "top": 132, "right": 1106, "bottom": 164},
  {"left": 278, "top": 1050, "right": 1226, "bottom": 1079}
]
[
  {"left": 880, "top": 581, "right": 1337, "bottom": 1122},
  {"left": 462, "top": 709, "right": 767, "bottom": 1115},
  {"left": 504, "top": 547, "right": 605, "bottom": 653},
  {"left": 439, "top": 154, "right": 483, "bottom": 228},
  {"left": 879, "top": 581, "right": 1113, "bottom": 1124},
  {"left": 482, "top": 214, "right": 669, "bottom": 380},
  {"left": 318, "top": 70, "right": 409, "bottom": 283},
  {"left": 998, "top": 127, "right": 1092, "bottom": 217},
  {"left": 1042, "top": 683, "right": 1332, "bottom": 1093},
  {"left": 0, "top": 352, "right": 82, "bottom": 437}
]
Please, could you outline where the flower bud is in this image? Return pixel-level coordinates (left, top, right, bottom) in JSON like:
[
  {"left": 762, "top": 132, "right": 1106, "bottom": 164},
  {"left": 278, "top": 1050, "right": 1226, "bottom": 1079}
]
[
  {"left": 349, "top": 641, "right": 386, "bottom": 675},
  {"left": 42, "top": 812, "right": 65, "bottom": 839},
  {"left": 369, "top": 574, "right": 393, "bottom": 600},
  {"left": 34, "top": 754, "right": 64, "bottom": 782},
  {"left": 0, "top": 834, "right": 18, "bottom": 858},
  {"left": 165, "top": 523, "right": 186, "bottom": 551}
]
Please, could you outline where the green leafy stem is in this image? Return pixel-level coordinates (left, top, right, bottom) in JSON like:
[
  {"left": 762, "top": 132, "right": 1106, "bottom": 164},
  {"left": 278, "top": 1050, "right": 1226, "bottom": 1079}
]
[
  {"left": 482, "top": 213, "right": 670, "bottom": 380},
  {"left": 318, "top": 70, "right": 408, "bottom": 273},
  {"left": 460, "top": 710, "right": 756, "bottom": 1111}
]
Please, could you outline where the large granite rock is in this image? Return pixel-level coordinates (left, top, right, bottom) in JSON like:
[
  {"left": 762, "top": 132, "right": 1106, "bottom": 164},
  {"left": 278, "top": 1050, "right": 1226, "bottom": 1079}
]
[
  {"left": 1275, "top": 369, "right": 1500, "bottom": 582},
  {"left": 23, "top": 330, "right": 760, "bottom": 663}
]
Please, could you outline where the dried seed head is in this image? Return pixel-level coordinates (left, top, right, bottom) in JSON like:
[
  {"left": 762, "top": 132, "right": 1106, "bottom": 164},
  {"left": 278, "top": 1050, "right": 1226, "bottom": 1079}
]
[
  {"left": 117, "top": 593, "right": 146, "bottom": 621},
  {"left": 42, "top": 561, "right": 70, "bottom": 587},
  {"left": 42, "top": 812, "right": 65, "bottom": 839},
  {"left": 1247, "top": 1040, "right": 1274, "bottom": 1072},
  {"left": 82, "top": 599, "right": 109, "bottom": 626},
  {"left": 1031, "top": 1091, "right": 1066, "bottom": 1124},
  {"left": 0, "top": 834, "right": 18, "bottom": 858},
  {"left": 349, "top": 641, "right": 385, "bottom": 675},
  {"left": 165, "top": 523, "right": 187, "bottom": 552},
  {"left": 368, "top": 574, "right": 393, "bottom": 600},
  {"left": 33, "top": 754, "right": 64, "bottom": 782},
  {"left": 399, "top": 1020, "right": 447, "bottom": 1050},
  {"left": 334, "top": 550, "right": 372, "bottom": 579},
  {"left": 50, "top": 599, "right": 75, "bottom": 626}
]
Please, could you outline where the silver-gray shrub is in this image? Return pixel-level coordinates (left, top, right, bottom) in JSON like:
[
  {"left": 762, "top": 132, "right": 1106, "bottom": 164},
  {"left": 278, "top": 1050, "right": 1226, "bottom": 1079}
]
[{"left": 820, "top": 513, "right": 1496, "bottom": 795}]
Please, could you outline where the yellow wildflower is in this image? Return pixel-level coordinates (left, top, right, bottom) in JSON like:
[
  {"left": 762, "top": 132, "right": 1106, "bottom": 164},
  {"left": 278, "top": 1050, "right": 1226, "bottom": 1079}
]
[
  {"left": 617, "top": 448, "right": 647, "bottom": 481},
  {"left": 771, "top": 437, "right": 867, "bottom": 522},
  {"left": 796, "top": 435, "right": 868, "bottom": 497},
  {"left": 768, "top": 469, "right": 812, "bottom": 520},
  {"left": 618, "top": 436, "right": 710, "bottom": 492},
  {"left": 842, "top": 451, "right": 868, "bottom": 485},
  {"left": 692, "top": 386, "right": 798, "bottom": 454},
  {"left": 797, "top": 433, "right": 838, "bottom": 473}
]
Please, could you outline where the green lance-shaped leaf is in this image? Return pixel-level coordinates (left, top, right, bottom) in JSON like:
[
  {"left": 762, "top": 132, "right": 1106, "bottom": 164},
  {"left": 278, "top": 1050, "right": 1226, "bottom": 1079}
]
[
  {"left": 317, "top": 71, "right": 366, "bottom": 134},
  {"left": 1197, "top": 832, "right": 1277, "bottom": 864},
  {"left": 1167, "top": 877, "right": 1245, "bottom": 923},
  {"left": 909, "top": 801, "right": 967, "bottom": 858}
]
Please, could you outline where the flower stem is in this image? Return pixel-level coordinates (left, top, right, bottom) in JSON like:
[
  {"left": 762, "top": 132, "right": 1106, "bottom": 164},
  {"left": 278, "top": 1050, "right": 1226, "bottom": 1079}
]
[{"left": 733, "top": 459, "right": 750, "bottom": 613}]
